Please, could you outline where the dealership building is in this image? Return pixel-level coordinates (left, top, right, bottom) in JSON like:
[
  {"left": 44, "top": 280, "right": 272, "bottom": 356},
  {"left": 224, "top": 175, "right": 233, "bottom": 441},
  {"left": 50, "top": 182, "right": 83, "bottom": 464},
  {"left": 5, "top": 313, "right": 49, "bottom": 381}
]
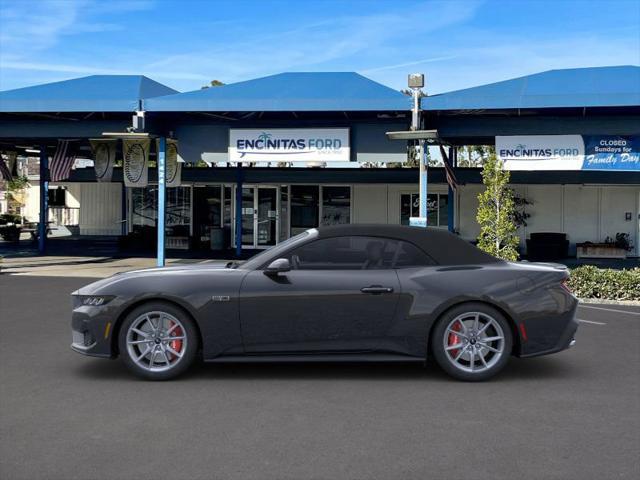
[{"left": 0, "top": 66, "right": 638, "bottom": 259}]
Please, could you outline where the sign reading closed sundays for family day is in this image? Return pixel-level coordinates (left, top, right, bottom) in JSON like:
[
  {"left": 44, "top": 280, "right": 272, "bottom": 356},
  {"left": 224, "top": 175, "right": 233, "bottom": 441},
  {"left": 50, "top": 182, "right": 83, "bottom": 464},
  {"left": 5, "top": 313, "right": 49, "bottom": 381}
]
[
  {"left": 497, "top": 135, "right": 640, "bottom": 171},
  {"left": 229, "top": 128, "right": 350, "bottom": 162}
]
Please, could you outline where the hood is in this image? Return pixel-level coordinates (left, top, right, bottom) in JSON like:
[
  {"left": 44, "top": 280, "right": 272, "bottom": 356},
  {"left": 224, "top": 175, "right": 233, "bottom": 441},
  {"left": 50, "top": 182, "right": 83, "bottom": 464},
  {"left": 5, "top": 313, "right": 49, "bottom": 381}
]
[{"left": 73, "top": 262, "right": 236, "bottom": 295}]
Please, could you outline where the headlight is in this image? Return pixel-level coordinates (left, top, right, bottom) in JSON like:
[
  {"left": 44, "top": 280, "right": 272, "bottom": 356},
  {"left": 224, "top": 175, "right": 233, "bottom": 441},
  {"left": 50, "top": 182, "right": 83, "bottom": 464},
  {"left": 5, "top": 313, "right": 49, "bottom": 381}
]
[{"left": 75, "top": 295, "right": 115, "bottom": 307}]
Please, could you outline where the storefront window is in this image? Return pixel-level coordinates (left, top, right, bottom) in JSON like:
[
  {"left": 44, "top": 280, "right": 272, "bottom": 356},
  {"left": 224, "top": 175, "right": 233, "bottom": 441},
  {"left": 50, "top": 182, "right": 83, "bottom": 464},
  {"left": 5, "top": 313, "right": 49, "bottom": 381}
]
[
  {"left": 290, "top": 185, "right": 319, "bottom": 235},
  {"left": 439, "top": 194, "right": 449, "bottom": 228},
  {"left": 280, "top": 186, "right": 289, "bottom": 242},
  {"left": 131, "top": 187, "right": 157, "bottom": 230},
  {"left": 166, "top": 187, "right": 191, "bottom": 229},
  {"left": 193, "top": 186, "right": 221, "bottom": 249},
  {"left": 223, "top": 186, "right": 232, "bottom": 229},
  {"left": 400, "top": 193, "right": 448, "bottom": 227},
  {"left": 427, "top": 194, "right": 438, "bottom": 226},
  {"left": 131, "top": 186, "right": 191, "bottom": 234},
  {"left": 321, "top": 186, "right": 351, "bottom": 225}
]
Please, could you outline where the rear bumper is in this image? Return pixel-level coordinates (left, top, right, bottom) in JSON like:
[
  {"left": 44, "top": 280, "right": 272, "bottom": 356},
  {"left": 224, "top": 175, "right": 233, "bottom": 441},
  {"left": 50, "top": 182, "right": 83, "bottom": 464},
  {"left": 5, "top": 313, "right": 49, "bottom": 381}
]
[
  {"left": 517, "top": 294, "right": 579, "bottom": 358},
  {"left": 519, "top": 315, "right": 578, "bottom": 358}
]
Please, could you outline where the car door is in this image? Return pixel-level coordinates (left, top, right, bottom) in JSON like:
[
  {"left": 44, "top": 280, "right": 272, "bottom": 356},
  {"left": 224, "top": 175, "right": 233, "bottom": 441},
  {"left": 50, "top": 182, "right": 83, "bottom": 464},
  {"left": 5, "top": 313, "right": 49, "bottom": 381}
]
[{"left": 238, "top": 235, "right": 402, "bottom": 353}]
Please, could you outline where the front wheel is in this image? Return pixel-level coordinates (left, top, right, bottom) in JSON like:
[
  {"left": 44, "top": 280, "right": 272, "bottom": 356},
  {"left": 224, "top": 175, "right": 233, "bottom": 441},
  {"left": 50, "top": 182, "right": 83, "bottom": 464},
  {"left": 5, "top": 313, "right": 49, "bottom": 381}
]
[
  {"left": 431, "top": 303, "right": 512, "bottom": 381},
  {"left": 118, "top": 302, "right": 198, "bottom": 380}
]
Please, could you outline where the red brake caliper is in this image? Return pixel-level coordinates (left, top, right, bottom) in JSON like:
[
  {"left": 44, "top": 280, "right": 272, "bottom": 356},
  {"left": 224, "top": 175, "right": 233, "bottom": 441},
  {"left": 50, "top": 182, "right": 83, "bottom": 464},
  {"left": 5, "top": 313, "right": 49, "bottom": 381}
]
[
  {"left": 168, "top": 321, "right": 183, "bottom": 360},
  {"left": 448, "top": 322, "right": 461, "bottom": 357}
]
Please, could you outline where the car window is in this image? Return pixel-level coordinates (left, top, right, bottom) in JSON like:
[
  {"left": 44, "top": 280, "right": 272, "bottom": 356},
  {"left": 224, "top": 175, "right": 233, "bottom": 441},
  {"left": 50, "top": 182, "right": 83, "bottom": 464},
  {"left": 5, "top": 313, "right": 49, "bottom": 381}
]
[
  {"left": 245, "top": 230, "right": 313, "bottom": 270},
  {"left": 286, "top": 236, "right": 398, "bottom": 270},
  {"left": 394, "top": 240, "right": 435, "bottom": 268}
]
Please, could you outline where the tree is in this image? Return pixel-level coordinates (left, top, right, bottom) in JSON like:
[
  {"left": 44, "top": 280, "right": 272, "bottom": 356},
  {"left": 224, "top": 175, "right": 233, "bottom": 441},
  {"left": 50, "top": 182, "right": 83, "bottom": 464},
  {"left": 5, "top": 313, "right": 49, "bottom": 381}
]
[
  {"left": 457, "top": 145, "right": 495, "bottom": 167},
  {"left": 5, "top": 175, "right": 29, "bottom": 215},
  {"left": 476, "top": 153, "right": 519, "bottom": 261},
  {"left": 201, "top": 80, "right": 225, "bottom": 89}
]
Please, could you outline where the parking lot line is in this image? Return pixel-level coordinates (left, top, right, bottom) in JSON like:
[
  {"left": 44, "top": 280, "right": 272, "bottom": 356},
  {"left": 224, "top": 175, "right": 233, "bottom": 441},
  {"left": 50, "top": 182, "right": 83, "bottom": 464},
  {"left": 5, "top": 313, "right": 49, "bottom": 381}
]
[
  {"left": 579, "top": 305, "right": 640, "bottom": 317},
  {"left": 577, "top": 319, "right": 607, "bottom": 325}
]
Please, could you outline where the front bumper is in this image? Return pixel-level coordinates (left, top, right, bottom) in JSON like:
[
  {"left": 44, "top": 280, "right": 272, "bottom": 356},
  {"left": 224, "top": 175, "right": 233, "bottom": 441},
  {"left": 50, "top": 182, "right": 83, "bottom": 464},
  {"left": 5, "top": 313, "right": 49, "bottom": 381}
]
[{"left": 70, "top": 305, "right": 116, "bottom": 358}]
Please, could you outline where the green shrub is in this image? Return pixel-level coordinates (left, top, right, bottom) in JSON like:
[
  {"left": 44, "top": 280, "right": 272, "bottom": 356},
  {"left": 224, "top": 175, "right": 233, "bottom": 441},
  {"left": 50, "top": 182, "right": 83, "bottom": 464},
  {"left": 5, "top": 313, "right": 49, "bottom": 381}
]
[{"left": 568, "top": 265, "right": 640, "bottom": 301}]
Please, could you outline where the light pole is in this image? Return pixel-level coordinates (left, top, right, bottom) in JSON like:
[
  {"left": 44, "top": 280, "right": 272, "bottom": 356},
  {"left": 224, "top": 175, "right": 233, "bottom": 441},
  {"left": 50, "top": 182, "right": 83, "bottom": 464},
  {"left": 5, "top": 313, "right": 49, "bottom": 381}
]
[{"left": 408, "top": 73, "right": 427, "bottom": 220}]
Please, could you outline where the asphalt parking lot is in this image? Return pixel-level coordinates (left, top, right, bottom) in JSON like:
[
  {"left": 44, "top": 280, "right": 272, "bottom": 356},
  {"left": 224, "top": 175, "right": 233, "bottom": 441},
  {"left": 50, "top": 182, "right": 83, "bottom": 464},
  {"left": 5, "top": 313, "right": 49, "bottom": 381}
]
[{"left": 1, "top": 275, "right": 638, "bottom": 480}]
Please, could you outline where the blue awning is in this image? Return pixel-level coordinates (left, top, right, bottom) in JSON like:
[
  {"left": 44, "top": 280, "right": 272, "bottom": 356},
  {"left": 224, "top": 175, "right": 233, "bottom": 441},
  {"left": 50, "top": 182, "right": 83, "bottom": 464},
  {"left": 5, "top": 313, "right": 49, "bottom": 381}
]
[
  {"left": 0, "top": 75, "right": 178, "bottom": 113},
  {"left": 422, "top": 66, "right": 640, "bottom": 111},
  {"left": 145, "top": 72, "right": 410, "bottom": 112}
]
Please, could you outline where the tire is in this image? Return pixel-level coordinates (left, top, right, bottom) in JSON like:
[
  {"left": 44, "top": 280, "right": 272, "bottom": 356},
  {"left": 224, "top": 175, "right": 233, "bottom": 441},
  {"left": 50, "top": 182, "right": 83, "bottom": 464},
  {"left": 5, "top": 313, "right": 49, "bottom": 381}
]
[
  {"left": 118, "top": 301, "right": 198, "bottom": 380},
  {"left": 431, "top": 303, "right": 513, "bottom": 381}
]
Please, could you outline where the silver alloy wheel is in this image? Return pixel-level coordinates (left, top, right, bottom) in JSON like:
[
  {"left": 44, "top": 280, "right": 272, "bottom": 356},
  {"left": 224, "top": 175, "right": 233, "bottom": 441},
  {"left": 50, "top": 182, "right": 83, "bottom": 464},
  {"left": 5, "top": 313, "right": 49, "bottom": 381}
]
[
  {"left": 125, "top": 311, "right": 188, "bottom": 373},
  {"left": 442, "top": 311, "right": 505, "bottom": 374}
]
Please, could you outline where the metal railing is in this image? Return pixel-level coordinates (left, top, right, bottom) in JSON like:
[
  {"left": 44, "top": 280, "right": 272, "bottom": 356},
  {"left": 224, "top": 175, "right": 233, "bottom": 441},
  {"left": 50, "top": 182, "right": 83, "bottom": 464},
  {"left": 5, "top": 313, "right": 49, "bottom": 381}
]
[{"left": 48, "top": 207, "right": 79, "bottom": 226}]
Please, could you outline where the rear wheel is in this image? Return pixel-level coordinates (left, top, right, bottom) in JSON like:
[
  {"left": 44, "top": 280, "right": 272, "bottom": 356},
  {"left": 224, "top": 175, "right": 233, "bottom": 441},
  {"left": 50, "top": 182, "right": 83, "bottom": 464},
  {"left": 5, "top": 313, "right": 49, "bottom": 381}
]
[
  {"left": 118, "top": 302, "right": 198, "bottom": 380},
  {"left": 431, "top": 303, "right": 512, "bottom": 381}
]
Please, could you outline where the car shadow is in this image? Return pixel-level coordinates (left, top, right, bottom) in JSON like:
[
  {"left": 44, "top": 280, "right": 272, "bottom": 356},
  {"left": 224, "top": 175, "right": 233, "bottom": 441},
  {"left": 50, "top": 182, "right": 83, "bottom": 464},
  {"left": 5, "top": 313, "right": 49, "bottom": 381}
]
[{"left": 73, "top": 355, "right": 580, "bottom": 383}]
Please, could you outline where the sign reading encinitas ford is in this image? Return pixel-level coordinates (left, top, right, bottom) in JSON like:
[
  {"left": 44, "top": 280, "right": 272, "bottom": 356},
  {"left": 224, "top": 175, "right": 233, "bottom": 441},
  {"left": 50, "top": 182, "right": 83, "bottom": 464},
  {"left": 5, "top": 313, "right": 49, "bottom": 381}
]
[
  {"left": 496, "top": 135, "right": 585, "bottom": 170},
  {"left": 229, "top": 128, "right": 350, "bottom": 162},
  {"left": 497, "top": 135, "right": 640, "bottom": 171}
]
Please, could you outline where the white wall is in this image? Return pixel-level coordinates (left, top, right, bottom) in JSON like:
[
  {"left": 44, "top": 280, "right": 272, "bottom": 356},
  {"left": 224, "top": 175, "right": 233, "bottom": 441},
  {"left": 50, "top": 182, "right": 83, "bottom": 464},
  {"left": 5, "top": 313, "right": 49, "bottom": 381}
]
[
  {"left": 457, "top": 184, "right": 483, "bottom": 241},
  {"left": 78, "top": 182, "right": 122, "bottom": 235},
  {"left": 22, "top": 182, "right": 41, "bottom": 222},
  {"left": 600, "top": 187, "right": 639, "bottom": 254},
  {"left": 352, "top": 185, "right": 388, "bottom": 223},
  {"left": 457, "top": 184, "right": 640, "bottom": 256},
  {"left": 562, "top": 186, "right": 599, "bottom": 255}
]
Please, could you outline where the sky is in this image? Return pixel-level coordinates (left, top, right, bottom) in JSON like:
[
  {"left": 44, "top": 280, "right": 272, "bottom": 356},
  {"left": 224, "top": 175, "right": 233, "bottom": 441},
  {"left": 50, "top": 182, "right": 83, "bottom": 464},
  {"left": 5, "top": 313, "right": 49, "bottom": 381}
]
[{"left": 0, "top": 0, "right": 639, "bottom": 94}]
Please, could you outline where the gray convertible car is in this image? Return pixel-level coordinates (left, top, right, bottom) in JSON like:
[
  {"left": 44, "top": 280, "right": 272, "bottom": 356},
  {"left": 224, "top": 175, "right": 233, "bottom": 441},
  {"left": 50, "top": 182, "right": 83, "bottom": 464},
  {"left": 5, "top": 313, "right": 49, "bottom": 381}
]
[{"left": 71, "top": 224, "right": 578, "bottom": 381}]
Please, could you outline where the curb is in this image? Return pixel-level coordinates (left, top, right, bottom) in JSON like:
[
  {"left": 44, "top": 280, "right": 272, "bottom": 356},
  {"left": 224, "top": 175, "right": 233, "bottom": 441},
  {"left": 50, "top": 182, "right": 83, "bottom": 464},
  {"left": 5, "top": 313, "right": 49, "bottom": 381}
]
[{"left": 579, "top": 298, "right": 640, "bottom": 306}]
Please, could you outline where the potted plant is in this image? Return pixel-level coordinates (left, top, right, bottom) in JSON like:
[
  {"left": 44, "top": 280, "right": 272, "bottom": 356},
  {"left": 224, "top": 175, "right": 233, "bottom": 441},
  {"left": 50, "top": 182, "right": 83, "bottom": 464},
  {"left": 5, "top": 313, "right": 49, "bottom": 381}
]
[{"left": 576, "top": 233, "right": 633, "bottom": 259}]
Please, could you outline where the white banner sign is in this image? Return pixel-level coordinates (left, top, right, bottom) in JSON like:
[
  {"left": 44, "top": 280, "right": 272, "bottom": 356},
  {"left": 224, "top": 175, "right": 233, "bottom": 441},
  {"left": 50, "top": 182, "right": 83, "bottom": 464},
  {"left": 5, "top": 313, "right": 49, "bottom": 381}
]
[
  {"left": 496, "top": 135, "right": 585, "bottom": 170},
  {"left": 90, "top": 139, "right": 116, "bottom": 182},
  {"left": 123, "top": 138, "right": 150, "bottom": 187},
  {"left": 229, "top": 128, "right": 350, "bottom": 162},
  {"left": 156, "top": 138, "right": 181, "bottom": 187}
]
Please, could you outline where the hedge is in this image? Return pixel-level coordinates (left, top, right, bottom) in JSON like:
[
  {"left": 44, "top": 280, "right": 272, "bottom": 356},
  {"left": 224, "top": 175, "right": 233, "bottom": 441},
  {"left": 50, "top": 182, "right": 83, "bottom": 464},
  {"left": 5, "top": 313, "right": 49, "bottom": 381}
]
[{"left": 567, "top": 266, "right": 640, "bottom": 301}]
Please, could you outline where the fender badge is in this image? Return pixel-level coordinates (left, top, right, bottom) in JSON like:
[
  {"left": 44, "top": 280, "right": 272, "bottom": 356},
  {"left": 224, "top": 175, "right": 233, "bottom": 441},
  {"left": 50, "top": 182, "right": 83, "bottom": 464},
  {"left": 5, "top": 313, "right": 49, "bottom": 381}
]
[{"left": 211, "top": 295, "right": 230, "bottom": 302}]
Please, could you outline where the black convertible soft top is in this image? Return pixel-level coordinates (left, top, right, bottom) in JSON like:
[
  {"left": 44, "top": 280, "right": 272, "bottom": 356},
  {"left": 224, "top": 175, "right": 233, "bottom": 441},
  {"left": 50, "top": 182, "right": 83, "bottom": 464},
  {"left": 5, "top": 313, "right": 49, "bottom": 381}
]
[{"left": 317, "top": 224, "right": 501, "bottom": 266}]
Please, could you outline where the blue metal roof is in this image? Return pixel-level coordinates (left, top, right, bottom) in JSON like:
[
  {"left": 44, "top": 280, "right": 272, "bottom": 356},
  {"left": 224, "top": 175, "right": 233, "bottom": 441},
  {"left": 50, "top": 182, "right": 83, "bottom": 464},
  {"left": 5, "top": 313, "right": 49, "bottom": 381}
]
[
  {"left": 422, "top": 66, "right": 640, "bottom": 111},
  {"left": 145, "top": 72, "right": 410, "bottom": 112},
  {"left": 0, "top": 75, "right": 178, "bottom": 113}
]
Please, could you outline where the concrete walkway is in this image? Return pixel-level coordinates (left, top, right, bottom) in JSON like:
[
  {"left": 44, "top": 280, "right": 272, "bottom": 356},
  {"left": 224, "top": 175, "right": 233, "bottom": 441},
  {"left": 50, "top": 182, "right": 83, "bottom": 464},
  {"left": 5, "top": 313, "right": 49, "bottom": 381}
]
[{"left": 0, "top": 256, "right": 229, "bottom": 277}]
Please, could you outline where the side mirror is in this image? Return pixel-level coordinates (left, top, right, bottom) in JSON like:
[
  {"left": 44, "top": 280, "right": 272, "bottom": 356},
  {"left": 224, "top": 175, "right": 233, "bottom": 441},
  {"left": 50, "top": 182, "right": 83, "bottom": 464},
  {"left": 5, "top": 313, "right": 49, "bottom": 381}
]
[{"left": 264, "top": 258, "right": 291, "bottom": 275}]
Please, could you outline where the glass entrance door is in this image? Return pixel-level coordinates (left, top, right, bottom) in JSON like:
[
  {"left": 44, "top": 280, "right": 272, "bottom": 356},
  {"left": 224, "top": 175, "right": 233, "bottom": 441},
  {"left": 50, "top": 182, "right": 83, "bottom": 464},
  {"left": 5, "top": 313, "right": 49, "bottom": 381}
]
[
  {"left": 241, "top": 187, "right": 255, "bottom": 246},
  {"left": 236, "top": 186, "right": 279, "bottom": 248},
  {"left": 257, "top": 187, "right": 278, "bottom": 246}
]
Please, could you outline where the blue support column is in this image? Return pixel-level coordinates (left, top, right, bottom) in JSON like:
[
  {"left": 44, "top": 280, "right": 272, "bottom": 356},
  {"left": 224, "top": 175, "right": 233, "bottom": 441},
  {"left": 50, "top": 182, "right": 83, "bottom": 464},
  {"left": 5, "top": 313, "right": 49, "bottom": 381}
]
[
  {"left": 235, "top": 164, "right": 243, "bottom": 257},
  {"left": 420, "top": 141, "right": 428, "bottom": 225},
  {"left": 121, "top": 182, "right": 127, "bottom": 236},
  {"left": 157, "top": 137, "right": 166, "bottom": 267},
  {"left": 38, "top": 147, "right": 48, "bottom": 254},
  {"left": 447, "top": 146, "right": 455, "bottom": 233}
]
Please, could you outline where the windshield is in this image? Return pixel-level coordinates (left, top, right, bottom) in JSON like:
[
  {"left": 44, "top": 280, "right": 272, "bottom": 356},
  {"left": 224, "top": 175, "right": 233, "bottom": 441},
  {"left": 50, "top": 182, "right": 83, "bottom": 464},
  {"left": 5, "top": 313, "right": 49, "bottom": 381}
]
[{"left": 241, "top": 230, "right": 315, "bottom": 270}]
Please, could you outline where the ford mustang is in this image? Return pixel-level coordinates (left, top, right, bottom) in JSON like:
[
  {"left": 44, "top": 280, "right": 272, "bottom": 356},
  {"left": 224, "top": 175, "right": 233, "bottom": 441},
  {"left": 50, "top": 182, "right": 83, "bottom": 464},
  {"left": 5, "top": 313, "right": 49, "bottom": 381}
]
[{"left": 71, "top": 224, "right": 578, "bottom": 381}]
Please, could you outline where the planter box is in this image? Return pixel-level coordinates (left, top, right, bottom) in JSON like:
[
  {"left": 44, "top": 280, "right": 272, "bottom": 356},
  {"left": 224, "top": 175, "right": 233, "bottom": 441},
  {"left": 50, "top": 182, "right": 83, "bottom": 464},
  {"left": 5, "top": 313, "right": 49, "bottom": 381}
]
[{"left": 576, "top": 244, "right": 627, "bottom": 259}]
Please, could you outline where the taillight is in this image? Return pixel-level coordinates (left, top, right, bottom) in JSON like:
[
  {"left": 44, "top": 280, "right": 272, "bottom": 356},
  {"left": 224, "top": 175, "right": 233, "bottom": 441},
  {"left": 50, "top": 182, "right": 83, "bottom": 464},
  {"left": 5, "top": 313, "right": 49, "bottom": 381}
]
[{"left": 560, "top": 278, "right": 572, "bottom": 294}]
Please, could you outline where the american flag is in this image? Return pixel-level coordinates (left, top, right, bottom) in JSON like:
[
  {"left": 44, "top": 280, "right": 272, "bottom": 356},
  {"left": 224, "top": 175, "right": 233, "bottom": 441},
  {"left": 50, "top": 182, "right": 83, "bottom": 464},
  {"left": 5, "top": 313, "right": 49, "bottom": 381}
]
[
  {"left": 439, "top": 145, "right": 458, "bottom": 190},
  {"left": 0, "top": 156, "right": 12, "bottom": 181},
  {"left": 50, "top": 140, "right": 77, "bottom": 182}
]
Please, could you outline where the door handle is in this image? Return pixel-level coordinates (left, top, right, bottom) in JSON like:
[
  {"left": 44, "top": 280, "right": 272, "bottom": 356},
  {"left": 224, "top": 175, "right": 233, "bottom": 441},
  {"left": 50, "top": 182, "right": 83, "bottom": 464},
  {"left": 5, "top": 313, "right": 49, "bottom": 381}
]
[{"left": 360, "top": 286, "right": 394, "bottom": 294}]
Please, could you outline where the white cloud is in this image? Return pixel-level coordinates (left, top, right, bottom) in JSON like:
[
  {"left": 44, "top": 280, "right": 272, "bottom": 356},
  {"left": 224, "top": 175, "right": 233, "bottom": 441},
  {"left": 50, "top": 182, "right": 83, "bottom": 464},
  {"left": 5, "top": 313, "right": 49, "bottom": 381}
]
[{"left": 0, "top": 0, "right": 152, "bottom": 61}]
